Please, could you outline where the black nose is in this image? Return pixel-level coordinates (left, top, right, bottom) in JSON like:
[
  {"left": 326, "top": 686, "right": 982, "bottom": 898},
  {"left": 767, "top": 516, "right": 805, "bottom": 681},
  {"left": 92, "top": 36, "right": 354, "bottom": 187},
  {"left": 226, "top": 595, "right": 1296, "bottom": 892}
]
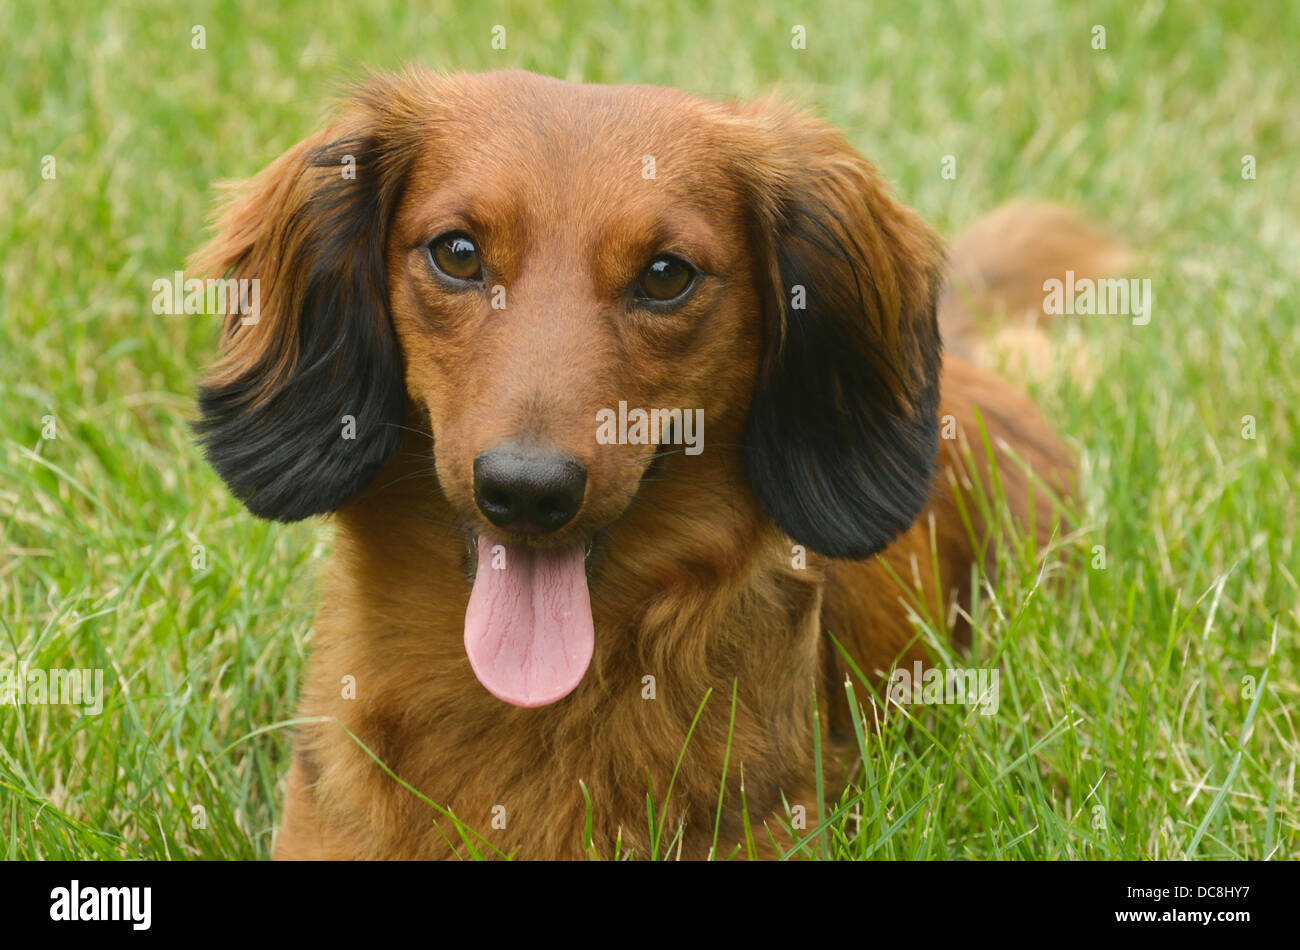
[{"left": 472, "top": 447, "right": 587, "bottom": 534}]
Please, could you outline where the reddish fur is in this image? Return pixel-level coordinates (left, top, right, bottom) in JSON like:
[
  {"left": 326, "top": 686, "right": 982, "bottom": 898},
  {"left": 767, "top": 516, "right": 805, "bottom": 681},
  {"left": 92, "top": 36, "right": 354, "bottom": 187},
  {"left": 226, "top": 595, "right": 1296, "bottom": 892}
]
[{"left": 194, "top": 69, "right": 1111, "bottom": 860}]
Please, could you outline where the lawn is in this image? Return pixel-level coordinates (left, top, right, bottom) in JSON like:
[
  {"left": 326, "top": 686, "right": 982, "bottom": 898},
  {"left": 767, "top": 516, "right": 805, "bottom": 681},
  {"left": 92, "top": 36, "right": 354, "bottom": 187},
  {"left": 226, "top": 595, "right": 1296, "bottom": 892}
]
[{"left": 1, "top": 0, "right": 1296, "bottom": 859}]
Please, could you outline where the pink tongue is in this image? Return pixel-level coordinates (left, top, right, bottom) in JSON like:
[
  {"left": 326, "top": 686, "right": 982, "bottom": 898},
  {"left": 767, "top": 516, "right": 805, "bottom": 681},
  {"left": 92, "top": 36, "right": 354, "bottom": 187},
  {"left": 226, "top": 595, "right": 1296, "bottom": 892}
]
[{"left": 464, "top": 536, "right": 594, "bottom": 707}]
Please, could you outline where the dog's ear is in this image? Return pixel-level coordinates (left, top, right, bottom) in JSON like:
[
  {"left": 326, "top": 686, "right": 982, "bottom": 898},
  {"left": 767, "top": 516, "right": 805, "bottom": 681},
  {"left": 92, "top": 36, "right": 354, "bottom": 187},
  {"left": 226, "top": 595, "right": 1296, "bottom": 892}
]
[
  {"left": 734, "top": 103, "right": 946, "bottom": 558},
  {"left": 192, "top": 89, "right": 415, "bottom": 522}
]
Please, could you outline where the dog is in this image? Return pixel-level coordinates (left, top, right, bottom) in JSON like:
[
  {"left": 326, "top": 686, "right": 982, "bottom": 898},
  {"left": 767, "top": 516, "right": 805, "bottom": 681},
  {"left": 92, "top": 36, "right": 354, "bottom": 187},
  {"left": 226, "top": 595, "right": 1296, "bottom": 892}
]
[{"left": 192, "top": 68, "right": 1124, "bottom": 859}]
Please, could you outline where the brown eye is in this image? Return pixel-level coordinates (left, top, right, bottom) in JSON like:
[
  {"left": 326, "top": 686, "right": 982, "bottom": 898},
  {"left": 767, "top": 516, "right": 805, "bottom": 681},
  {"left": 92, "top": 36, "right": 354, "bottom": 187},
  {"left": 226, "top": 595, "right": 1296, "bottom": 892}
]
[
  {"left": 636, "top": 255, "right": 696, "bottom": 304},
  {"left": 429, "top": 232, "right": 483, "bottom": 282}
]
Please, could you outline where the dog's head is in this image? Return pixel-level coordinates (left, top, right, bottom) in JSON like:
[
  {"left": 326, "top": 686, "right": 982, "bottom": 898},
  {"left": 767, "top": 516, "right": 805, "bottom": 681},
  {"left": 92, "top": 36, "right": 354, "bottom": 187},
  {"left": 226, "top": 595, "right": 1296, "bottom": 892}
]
[{"left": 194, "top": 69, "right": 944, "bottom": 706}]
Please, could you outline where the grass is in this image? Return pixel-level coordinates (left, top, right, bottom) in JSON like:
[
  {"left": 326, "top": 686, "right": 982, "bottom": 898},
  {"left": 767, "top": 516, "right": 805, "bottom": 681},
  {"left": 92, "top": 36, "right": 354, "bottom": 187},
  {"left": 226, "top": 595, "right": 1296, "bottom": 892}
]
[{"left": 1, "top": 0, "right": 1296, "bottom": 859}]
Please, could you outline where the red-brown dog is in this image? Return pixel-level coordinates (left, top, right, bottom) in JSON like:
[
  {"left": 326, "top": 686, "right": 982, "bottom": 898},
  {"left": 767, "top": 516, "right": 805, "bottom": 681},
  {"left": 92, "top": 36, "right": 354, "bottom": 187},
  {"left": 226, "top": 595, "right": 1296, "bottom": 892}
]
[{"left": 194, "top": 68, "right": 1120, "bottom": 859}]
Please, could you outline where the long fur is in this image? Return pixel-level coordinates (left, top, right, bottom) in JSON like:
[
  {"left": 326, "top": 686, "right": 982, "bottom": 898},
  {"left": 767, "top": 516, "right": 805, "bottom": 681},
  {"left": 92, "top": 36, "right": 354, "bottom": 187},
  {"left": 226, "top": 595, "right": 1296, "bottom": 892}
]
[{"left": 192, "top": 69, "right": 1117, "bottom": 859}]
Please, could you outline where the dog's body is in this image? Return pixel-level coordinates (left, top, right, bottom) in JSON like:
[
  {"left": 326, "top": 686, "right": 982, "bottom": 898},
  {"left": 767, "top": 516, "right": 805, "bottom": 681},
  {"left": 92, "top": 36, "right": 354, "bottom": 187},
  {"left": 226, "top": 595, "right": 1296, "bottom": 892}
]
[
  {"left": 193, "top": 70, "right": 1119, "bottom": 859},
  {"left": 275, "top": 359, "right": 1068, "bottom": 860}
]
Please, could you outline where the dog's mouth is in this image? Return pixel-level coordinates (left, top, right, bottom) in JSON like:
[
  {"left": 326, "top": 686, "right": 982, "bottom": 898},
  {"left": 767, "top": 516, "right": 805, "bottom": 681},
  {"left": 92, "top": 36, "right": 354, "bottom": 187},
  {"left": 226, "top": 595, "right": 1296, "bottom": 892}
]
[
  {"left": 456, "top": 450, "right": 656, "bottom": 709},
  {"left": 461, "top": 533, "right": 599, "bottom": 709}
]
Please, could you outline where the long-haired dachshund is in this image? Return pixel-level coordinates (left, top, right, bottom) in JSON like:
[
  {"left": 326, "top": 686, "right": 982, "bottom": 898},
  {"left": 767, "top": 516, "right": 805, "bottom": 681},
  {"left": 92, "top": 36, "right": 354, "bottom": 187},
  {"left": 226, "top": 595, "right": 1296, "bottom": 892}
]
[{"left": 193, "top": 68, "right": 1125, "bottom": 859}]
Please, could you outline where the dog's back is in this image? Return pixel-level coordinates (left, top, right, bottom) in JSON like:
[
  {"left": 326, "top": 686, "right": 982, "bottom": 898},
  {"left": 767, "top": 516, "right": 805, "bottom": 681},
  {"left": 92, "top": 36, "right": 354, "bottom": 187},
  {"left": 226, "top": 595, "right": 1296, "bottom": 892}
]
[{"left": 823, "top": 203, "right": 1128, "bottom": 715}]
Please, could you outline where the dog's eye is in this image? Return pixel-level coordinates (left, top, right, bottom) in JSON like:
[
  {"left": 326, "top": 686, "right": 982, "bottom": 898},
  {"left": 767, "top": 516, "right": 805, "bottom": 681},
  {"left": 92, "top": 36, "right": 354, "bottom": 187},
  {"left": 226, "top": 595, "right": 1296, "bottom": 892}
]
[
  {"left": 428, "top": 232, "right": 483, "bottom": 282},
  {"left": 635, "top": 255, "right": 696, "bottom": 304}
]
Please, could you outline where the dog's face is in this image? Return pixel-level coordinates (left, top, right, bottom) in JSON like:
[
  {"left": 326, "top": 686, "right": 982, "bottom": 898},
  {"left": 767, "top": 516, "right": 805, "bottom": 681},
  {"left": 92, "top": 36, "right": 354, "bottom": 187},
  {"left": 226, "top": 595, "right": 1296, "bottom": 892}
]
[
  {"left": 384, "top": 76, "right": 764, "bottom": 553},
  {"left": 194, "top": 69, "right": 945, "bottom": 707}
]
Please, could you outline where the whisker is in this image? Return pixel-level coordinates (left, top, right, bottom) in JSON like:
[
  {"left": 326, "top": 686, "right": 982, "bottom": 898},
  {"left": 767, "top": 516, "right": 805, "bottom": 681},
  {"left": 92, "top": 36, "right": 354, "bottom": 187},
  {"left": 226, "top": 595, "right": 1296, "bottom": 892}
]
[
  {"left": 633, "top": 441, "right": 744, "bottom": 463},
  {"left": 383, "top": 421, "right": 437, "bottom": 440},
  {"left": 635, "top": 447, "right": 688, "bottom": 463},
  {"left": 375, "top": 467, "right": 440, "bottom": 492}
]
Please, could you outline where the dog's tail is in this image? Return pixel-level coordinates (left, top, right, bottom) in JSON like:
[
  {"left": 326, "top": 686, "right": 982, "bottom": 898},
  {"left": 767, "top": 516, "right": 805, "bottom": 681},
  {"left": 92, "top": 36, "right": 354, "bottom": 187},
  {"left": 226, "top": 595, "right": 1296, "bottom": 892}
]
[{"left": 938, "top": 202, "right": 1133, "bottom": 365}]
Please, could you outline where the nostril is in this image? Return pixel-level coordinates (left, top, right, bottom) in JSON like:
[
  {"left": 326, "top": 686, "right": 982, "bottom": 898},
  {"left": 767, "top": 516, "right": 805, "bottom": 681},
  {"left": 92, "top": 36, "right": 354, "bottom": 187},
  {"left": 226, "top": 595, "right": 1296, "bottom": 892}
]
[{"left": 472, "top": 447, "right": 587, "bottom": 534}]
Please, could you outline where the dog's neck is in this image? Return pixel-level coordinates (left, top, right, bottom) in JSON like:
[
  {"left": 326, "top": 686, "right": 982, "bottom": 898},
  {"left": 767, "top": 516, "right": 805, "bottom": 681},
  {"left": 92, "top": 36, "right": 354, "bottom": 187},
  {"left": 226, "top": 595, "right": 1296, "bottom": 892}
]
[{"left": 316, "top": 432, "right": 830, "bottom": 856}]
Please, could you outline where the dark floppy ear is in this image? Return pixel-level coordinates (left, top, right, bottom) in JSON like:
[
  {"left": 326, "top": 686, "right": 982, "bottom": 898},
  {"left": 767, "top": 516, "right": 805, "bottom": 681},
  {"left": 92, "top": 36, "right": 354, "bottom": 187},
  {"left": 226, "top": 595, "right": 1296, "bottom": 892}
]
[
  {"left": 192, "top": 90, "right": 414, "bottom": 522},
  {"left": 737, "top": 104, "right": 946, "bottom": 558}
]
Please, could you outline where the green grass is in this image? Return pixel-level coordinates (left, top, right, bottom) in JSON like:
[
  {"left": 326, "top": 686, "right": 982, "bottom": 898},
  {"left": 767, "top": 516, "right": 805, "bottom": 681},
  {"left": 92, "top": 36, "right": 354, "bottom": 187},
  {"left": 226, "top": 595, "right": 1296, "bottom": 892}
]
[{"left": 1, "top": 0, "right": 1296, "bottom": 859}]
